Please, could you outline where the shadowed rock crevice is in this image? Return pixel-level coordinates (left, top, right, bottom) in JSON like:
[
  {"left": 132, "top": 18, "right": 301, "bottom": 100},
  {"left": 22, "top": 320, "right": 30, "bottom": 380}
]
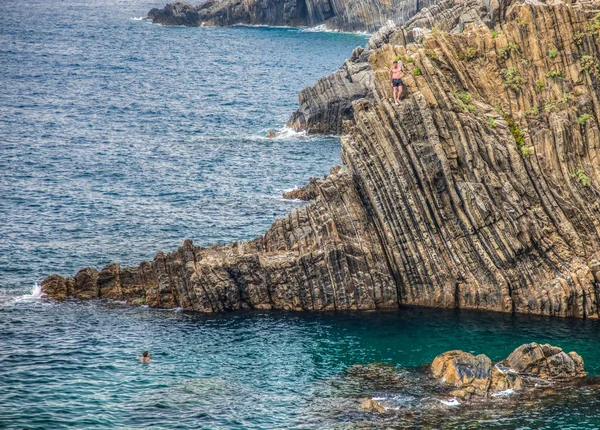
[{"left": 44, "top": 1, "right": 600, "bottom": 318}]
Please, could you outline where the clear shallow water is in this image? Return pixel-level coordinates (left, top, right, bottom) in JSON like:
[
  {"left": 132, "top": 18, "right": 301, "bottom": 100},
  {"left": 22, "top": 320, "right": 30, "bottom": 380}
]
[{"left": 2, "top": 0, "right": 600, "bottom": 428}]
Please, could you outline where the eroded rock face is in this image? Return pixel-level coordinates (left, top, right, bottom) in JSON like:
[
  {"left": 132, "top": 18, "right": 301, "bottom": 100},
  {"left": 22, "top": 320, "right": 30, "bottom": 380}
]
[
  {"left": 432, "top": 343, "right": 583, "bottom": 399},
  {"left": 431, "top": 350, "right": 524, "bottom": 399},
  {"left": 147, "top": 0, "right": 444, "bottom": 32},
  {"left": 43, "top": 1, "right": 600, "bottom": 319},
  {"left": 506, "top": 343, "right": 586, "bottom": 378},
  {"left": 288, "top": 0, "right": 499, "bottom": 135}
]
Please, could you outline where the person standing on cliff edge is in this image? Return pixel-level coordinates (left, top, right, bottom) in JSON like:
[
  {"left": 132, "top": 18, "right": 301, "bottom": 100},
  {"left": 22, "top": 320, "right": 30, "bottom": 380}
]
[{"left": 390, "top": 60, "right": 405, "bottom": 105}]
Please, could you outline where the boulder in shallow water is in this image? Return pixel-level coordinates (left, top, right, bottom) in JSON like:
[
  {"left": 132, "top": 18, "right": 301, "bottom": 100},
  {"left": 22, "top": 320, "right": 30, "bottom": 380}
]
[
  {"left": 359, "top": 397, "right": 385, "bottom": 413},
  {"left": 432, "top": 343, "right": 585, "bottom": 399},
  {"left": 505, "top": 343, "right": 586, "bottom": 379},
  {"left": 431, "top": 350, "right": 496, "bottom": 398}
]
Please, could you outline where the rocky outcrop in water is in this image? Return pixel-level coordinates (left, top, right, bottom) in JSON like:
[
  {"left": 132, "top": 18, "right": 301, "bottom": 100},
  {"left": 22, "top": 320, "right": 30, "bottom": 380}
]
[
  {"left": 311, "top": 346, "right": 592, "bottom": 427},
  {"left": 146, "top": 0, "right": 443, "bottom": 32},
  {"left": 147, "top": 2, "right": 202, "bottom": 26},
  {"left": 431, "top": 343, "right": 585, "bottom": 399},
  {"left": 44, "top": 0, "right": 600, "bottom": 319},
  {"left": 431, "top": 350, "right": 523, "bottom": 399}
]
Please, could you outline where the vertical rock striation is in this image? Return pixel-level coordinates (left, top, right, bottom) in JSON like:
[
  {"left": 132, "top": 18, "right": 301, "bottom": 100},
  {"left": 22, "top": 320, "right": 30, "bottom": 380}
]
[
  {"left": 288, "top": 0, "right": 499, "bottom": 135},
  {"left": 44, "top": 0, "right": 600, "bottom": 318}
]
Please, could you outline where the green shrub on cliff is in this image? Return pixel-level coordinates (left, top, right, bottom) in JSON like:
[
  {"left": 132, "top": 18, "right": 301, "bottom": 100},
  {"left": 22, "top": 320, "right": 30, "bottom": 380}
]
[
  {"left": 549, "top": 48, "right": 558, "bottom": 58},
  {"left": 580, "top": 55, "right": 600, "bottom": 77},
  {"left": 491, "top": 29, "right": 500, "bottom": 38},
  {"left": 573, "top": 168, "right": 592, "bottom": 187},
  {"left": 452, "top": 91, "right": 476, "bottom": 113},
  {"left": 413, "top": 66, "right": 421, "bottom": 76},
  {"left": 578, "top": 113, "right": 593, "bottom": 125},
  {"left": 500, "top": 42, "right": 520, "bottom": 59},
  {"left": 501, "top": 67, "right": 526, "bottom": 91},
  {"left": 525, "top": 106, "right": 539, "bottom": 117},
  {"left": 497, "top": 108, "right": 526, "bottom": 152},
  {"left": 460, "top": 46, "right": 478, "bottom": 61},
  {"left": 546, "top": 70, "right": 565, "bottom": 79},
  {"left": 488, "top": 116, "right": 497, "bottom": 128},
  {"left": 535, "top": 79, "right": 545, "bottom": 93}
]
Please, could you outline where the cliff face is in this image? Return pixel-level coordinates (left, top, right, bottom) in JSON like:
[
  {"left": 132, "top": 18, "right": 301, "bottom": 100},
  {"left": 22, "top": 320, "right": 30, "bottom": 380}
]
[
  {"left": 288, "top": 0, "right": 500, "bottom": 135},
  {"left": 148, "top": 0, "right": 442, "bottom": 32},
  {"left": 44, "top": 0, "right": 600, "bottom": 318}
]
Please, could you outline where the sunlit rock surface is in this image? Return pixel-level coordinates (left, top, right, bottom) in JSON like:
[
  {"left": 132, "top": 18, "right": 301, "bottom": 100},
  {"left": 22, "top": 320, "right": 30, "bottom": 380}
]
[{"left": 45, "top": 0, "right": 600, "bottom": 318}]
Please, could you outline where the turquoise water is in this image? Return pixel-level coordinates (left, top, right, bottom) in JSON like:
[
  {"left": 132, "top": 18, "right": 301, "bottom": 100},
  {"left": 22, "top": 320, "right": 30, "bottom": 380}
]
[{"left": 2, "top": 0, "right": 600, "bottom": 428}]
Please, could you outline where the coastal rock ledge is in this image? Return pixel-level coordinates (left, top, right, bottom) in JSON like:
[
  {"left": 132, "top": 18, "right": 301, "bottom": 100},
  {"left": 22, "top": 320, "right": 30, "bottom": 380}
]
[{"left": 44, "top": 0, "right": 600, "bottom": 318}]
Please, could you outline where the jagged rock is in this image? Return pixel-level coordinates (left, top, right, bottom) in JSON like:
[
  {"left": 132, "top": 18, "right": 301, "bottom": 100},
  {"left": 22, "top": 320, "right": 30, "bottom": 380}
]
[
  {"left": 147, "top": 0, "right": 444, "bottom": 32},
  {"left": 43, "top": 1, "right": 600, "bottom": 319},
  {"left": 432, "top": 343, "right": 584, "bottom": 399},
  {"left": 431, "top": 351, "right": 497, "bottom": 398},
  {"left": 431, "top": 350, "right": 523, "bottom": 399},
  {"left": 359, "top": 397, "right": 386, "bottom": 413},
  {"left": 505, "top": 343, "right": 586, "bottom": 378},
  {"left": 288, "top": 0, "right": 499, "bottom": 135},
  {"left": 147, "top": 2, "right": 202, "bottom": 26}
]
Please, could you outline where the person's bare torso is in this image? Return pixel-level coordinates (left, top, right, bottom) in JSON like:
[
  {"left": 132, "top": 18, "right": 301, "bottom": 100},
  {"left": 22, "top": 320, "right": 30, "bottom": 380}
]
[{"left": 391, "top": 65, "right": 403, "bottom": 79}]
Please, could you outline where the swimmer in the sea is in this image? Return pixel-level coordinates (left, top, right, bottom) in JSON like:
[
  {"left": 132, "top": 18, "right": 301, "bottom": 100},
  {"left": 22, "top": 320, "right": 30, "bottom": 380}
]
[{"left": 138, "top": 351, "right": 152, "bottom": 362}]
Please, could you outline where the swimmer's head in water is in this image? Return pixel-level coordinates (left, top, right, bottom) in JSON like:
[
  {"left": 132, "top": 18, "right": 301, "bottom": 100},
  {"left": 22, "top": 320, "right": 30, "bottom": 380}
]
[{"left": 143, "top": 351, "right": 150, "bottom": 358}]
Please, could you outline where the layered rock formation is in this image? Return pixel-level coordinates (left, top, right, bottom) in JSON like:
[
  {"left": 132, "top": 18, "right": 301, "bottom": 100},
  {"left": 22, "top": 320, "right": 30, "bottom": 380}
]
[
  {"left": 288, "top": 0, "right": 499, "bottom": 134},
  {"left": 44, "top": 0, "right": 600, "bottom": 318},
  {"left": 147, "top": 0, "right": 443, "bottom": 32},
  {"left": 431, "top": 343, "right": 585, "bottom": 399}
]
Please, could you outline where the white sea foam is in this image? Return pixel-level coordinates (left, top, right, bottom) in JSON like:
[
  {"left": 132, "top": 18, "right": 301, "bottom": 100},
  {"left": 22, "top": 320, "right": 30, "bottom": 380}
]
[
  {"left": 491, "top": 388, "right": 515, "bottom": 397},
  {"left": 300, "top": 24, "right": 371, "bottom": 36},
  {"left": 130, "top": 17, "right": 145, "bottom": 21},
  {"left": 15, "top": 283, "right": 43, "bottom": 302},
  {"left": 440, "top": 398, "right": 460, "bottom": 406}
]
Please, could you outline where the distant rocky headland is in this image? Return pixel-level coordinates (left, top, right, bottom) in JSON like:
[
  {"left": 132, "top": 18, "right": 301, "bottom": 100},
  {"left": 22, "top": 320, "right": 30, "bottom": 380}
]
[
  {"left": 43, "top": 0, "right": 600, "bottom": 318},
  {"left": 146, "top": 0, "right": 442, "bottom": 32}
]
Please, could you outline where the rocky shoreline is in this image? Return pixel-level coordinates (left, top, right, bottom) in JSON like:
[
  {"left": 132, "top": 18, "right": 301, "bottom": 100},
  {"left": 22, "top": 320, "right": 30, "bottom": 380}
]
[
  {"left": 43, "top": 0, "right": 600, "bottom": 318},
  {"left": 146, "top": 0, "right": 443, "bottom": 32}
]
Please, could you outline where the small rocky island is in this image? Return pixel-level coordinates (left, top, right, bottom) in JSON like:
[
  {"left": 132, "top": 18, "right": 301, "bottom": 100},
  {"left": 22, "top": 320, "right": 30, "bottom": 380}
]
[
  {"left": 43, "top": 0, "right": 600, "bottom": 319},
  {"left": 348, "top": 343, "right": 593, "bottom": 426}
]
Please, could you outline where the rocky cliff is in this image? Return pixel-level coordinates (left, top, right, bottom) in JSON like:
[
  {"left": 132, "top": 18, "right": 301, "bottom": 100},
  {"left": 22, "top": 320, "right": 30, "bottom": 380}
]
[
  {"left": 288, "top": 0, "right": 502, "bottom": 134},
  {"left": 44, "top": 0, "right": 600, "bottom": 318},
  {"left": 147, "top": 0, "right": 442, "bottom": 32}
]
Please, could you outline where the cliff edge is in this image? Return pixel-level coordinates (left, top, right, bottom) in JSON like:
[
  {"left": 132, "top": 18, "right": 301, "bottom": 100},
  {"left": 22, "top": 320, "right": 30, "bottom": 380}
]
[{"left": 44, "top": 0, "right": 600, "bottom": 318}]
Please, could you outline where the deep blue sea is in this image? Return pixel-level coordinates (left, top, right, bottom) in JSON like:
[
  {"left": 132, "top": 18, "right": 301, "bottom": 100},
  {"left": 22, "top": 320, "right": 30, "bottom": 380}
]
[{"left": 2, "top": 0, "right": 600, "bottom": 428}]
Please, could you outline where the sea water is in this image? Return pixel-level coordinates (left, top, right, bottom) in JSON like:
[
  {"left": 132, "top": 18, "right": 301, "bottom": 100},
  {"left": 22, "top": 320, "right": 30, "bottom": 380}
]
[{"left": 2, "top": 0, "right": 600, "bottom": 428}]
